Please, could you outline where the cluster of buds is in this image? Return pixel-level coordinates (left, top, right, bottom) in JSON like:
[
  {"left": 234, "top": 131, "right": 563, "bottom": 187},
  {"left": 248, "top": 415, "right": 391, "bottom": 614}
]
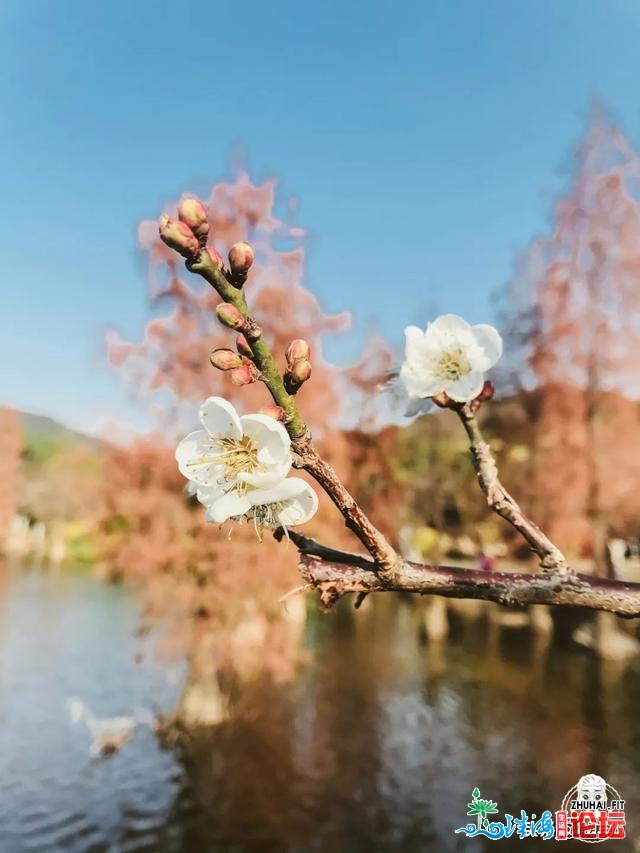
[
  {"left": 158, "top": 214, "right": 200, "bottom": 260},
  {"left": 177, "top": 197, "right": 209, "bottom": 246},
  {"left": 158, "top": 197, "right": 257, "bottom": 294},
  {"left": 158, "top": 197, "right": 209, "bottom": 261},
  {"left": 283, "top": 339, "right": 312, "bottom": 394},
  {"left": 210, "top": 348, "right": 260, "bottom": 386}
]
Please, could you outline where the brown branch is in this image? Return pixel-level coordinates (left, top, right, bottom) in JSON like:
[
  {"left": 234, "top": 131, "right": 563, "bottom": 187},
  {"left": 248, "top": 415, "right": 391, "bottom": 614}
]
[
  {"left": 295, "top": 547, "right": 640, "bottom": 618},
  {"left": 455, "top": 404, "right": 568, "bottom": 573},
  {"left": 290, "top": 431, "right": 401, "bottom": 580}
]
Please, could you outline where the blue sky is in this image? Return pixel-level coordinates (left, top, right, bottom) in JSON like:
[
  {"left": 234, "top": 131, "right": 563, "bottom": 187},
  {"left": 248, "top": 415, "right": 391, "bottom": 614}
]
[{"left": 2, "top": 0, "right": 640, "bottom": 433}]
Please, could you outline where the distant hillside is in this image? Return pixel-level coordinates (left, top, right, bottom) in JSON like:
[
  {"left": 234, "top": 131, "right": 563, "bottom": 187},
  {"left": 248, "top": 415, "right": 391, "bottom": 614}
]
[{"left": 19, "top": 411, "right": 104, "bottom": 452}]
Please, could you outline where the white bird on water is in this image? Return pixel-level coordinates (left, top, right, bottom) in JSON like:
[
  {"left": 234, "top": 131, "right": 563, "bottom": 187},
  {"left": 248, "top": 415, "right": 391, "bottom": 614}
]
[{"left": 67, "top": 697, "right": 156, "bottom": 758}]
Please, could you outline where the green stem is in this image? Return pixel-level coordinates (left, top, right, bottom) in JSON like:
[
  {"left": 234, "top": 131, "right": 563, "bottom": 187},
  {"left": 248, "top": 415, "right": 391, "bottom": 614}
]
[{"left": 190, "top": 253, "right": 306, "bottom": 437}]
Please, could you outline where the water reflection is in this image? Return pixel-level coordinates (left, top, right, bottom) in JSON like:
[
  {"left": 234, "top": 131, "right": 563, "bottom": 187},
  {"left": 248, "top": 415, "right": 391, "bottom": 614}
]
[{"left": 0, "top": 565, "right": 639, "bottom": 852}]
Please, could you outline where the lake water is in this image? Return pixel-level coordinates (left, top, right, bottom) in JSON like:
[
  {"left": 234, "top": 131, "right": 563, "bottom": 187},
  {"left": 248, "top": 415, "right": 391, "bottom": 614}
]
[{"left": 1, "top": 564, "right": 639, "bottom": 852}]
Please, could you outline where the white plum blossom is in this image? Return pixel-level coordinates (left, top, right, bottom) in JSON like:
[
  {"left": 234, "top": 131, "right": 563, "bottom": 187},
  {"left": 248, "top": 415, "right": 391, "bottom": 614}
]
[
  {"left": 399, "top": 314, "right": 502, "bottom": 414},
  {"left": 203, "top": 477, "right": 319, "bottom": 539},
  {"left": 176, "top": 397, "right": 319, "bottom": 537},
  {"left": 176, "top": 396, "right": 292, "bottom": 499}
]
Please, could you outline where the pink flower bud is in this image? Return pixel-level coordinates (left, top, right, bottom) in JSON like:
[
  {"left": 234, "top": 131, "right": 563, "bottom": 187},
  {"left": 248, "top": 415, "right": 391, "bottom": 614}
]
[
  {"left": 285, "top": 339, "right": 311, "bottom": 366},
  {"left": 209, "top": 348, "right": 243, "bottom": 371},
  {"left": 236, "top": 334, "right": 254, "bottom": 359},
  {"left": 204, "top": 246, "right": 224, "bottom": 269},
  {"left": 480, "top": 380, "right": 495, "bottom": 401},
  {"left": 215, "top": 303, "right": 245, "bottom": 330},
  {"left": 230, "top": 359, "right": 260, "bottom": 386},
  {"left": 290, "top": 358, "right": 312, "bottom": 384},
  {"left": 259, "top": 405, "right": 286, "bottom": 422},
  {"left": 158, "top": 214, "right": 200, "bottom": 258},
  {"left": 228, "top": 242, "right": 254, "bottom": 273},
  {"left": 177, "top": 197, "right": 209, "bottom": 244},
  {"left": 284, "top": 358, "right": 312, "bottom": 393}
]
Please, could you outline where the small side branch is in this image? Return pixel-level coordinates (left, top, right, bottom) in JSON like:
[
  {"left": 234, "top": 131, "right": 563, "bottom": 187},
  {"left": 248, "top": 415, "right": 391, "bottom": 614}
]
[{"left": 456, "top": 405, "right": 567, "bottom": 573}]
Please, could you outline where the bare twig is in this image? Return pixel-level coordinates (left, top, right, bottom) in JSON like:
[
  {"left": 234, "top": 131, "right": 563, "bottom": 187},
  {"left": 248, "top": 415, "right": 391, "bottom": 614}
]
[{"left": 455, "top": 404, "right": 568, "bottom": 573}]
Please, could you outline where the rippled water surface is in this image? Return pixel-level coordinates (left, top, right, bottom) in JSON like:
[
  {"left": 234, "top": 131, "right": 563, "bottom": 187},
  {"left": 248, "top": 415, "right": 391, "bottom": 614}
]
[{"left": 1, "top": 564, "right": 640, "bottom": 852}]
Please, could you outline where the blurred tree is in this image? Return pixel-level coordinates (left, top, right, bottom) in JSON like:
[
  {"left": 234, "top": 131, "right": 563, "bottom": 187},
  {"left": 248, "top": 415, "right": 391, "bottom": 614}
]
[
  {"left": 0, "top": 407, "right": 21, "bottom": 544},
  {"left": 501, "top": 106, "right": 640, "bottom": 563}
]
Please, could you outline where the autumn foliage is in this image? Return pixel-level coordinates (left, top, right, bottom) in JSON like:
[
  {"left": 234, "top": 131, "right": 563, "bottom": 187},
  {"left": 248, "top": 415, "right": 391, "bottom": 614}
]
[
  {"left": 0, "top": 407, "right": 21, "bottom": 543},
  {"left": 502, "top": 108, "right": 640, "bottom": 559}
]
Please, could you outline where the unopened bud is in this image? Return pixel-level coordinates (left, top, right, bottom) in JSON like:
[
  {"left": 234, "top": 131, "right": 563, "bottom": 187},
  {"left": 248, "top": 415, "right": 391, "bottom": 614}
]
[
  {"left": 204, "top": 246, "right": 224, "bottom": 269},
  {"left": 285, "top": 339, "right": 311, "bottom": 366},
  {"left": 290, "top": 358, "right": 312, "bottom": 384},
  {"left": 216, "top": 303, "right": 245, "bottom": 330},
  {"left": 479, "top": 380, "right": 495, "bottom": 401},
  {"left": 259, "top": 405, "right": 286, "bottom": 422},
  {"left": 228, "top": 242, "right": 254, "bottom": 284},
  {"left": 230, "top": 359, "right": 260, "bottom": 386},
  {"left": 159, "top": 214, "right": 200, "bottom": 258},
  {"left": 210, "top": 348, "right": 243, "bottom": 371},
  {"left": 177, "top": 197, "right": 209, "bottom": 245},
  {"left": 236, "top": 334, "right": 254, "bottom": 359},
  {"left": 284, "top": 358, "right": 312, "bottom": 393}
]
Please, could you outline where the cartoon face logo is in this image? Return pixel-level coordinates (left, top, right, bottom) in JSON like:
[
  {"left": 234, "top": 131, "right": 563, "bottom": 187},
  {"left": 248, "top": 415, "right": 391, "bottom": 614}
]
[{"left": 577, "top": 774, "right": 607, "bottom": 806}]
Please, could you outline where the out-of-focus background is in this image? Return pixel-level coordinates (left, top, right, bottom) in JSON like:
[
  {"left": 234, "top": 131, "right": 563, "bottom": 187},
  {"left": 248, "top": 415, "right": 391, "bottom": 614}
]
[{"left": 3, "top": 1, "right": 640, "bottom": 850}]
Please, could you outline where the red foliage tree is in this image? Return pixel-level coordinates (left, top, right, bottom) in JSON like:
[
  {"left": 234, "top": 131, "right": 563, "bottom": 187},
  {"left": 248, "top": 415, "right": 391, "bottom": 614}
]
[
  {"left": 0, "top": 407, "right": 21, "bottom": 544},
  {"left": 502, "top": 107, "right": 640, "bottom": 560}
]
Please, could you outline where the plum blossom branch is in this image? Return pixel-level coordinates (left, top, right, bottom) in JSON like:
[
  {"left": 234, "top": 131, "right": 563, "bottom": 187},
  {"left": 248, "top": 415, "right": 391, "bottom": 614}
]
[
  {"left": 162, "top": 205, "right": 401, "bottom": 578},
  {"left": 160, "top": 196, "right": 640, "bottom": 618},
  {"left": 292, "top": 541, "right": 640, "bottom": 619}
]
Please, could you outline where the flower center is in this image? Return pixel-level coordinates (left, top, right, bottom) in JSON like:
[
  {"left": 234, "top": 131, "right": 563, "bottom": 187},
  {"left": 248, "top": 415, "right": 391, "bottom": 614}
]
[
  {"left": 434, "top": 348, "right": 472, "bottom": 382},
  {"left": 215, "top": 435, "right": 264, "bottom": 490},
  {"left": 187, "top": 434, "right": 264, "bottom": 490}
]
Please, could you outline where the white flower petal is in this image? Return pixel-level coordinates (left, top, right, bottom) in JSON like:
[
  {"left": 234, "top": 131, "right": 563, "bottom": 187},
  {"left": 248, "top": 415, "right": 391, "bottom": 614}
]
[
  {"left": 277, "top": 481, "right": 318, "bottom": 526},
  {"left": 238, "top": 466, "right": 291, "bottom": 489},
  {"left": 404, "top": 396, "right": 435, "bottom": 418},
  {"left": 175, "top": 430, "right": 206, "bottom": 467},
  {"left": 176, "top": 430, "right": 225, "bottom": 486},
  {"left": 425, "top": 314, "right": 474, "bottom": 350},
  {"left": 245, "top": 478, "right": 305, "bottom": 506},
  {"left": 404, "top": 325, "right": 427, "bottom": 361},
  {"left": 196, "top": 484, "right": 225, "bottom": 506},
  {"left": 471, "top": 323, "right": 503, "bottom": 369},
  {"left": 400, "top": 363, "right": 444, "bottom": 399},
  {"left": 206, "top": 491, "right": 252, "bottom": 524},
  {"left": 445, "top": 371, "right": 485, "bottom": 402},
  {"left": 240, "top": 414, "right": 291, "bottom": 466},
  {"left": 199, "top": 397, "right": 242, "bottom": 440}
]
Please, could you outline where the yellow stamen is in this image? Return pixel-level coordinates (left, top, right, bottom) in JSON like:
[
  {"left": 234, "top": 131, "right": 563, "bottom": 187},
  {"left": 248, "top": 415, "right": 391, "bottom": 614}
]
[{"left": 435, "top": 348, "right": 472, "bottom": 381}]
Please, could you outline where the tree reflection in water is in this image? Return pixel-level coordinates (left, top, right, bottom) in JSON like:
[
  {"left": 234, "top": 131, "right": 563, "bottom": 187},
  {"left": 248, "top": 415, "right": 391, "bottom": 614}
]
[{"left": 0, "top": 567, "right": 639, "bottom": 852}]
